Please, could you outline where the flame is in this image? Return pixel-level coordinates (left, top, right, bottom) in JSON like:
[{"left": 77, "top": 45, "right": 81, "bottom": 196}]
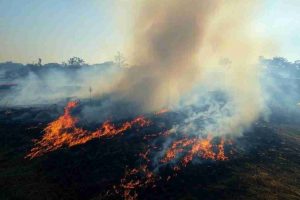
[
  {"left": 26, "top": 101, "right": 150, "bottom": 159},
  {"left": 216, "top": 138, "right": 227, "bottom": 160},
  {"left": 155, "top": 108, "right": 169, "bottom": 115},
  {"left": 26, "top": 101, "right": 231, "bottom": 200},
  {"left": 116, "top": 150, "right": 156, "bottom": 200},
  {"left": 161, "top": 135, "right": 228, "bottom": 166},
  {"left": 114, "top": 135, "right": 229, "bottom": 200},
  {"left": 119, "top": 166, "right": 155, "bottom": 200},
  {"left": 161, "top": 138, "right": 195, "bottom": 163},
  {"left": 182, "top": 136, "right": 215, "bottom": 166}
]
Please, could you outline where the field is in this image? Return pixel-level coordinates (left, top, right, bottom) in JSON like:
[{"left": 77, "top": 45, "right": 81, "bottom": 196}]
[{"left": 0, "top": 105, "right": 299, "bottom": 200}]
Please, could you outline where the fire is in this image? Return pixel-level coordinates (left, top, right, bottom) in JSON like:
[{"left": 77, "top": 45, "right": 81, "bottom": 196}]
[
  {"left": 114, "top": 134, "right": 229, "bottom": 200},
  {"left": 161, "top": 138, "right": 195, "bottom": 163},
  {"left": 26, "top": 101, "right": 231, "bottom": 200},
  {"left": 119, "top": 165, "right": 155, "bottom": 200},
  {"left": 26, "top": 101, "right": 150, "bottom": 159},
  {"left": 116, "top": 149, "right": 156, "bottom": 200},
  {"left": 216, "top": 138, "right": 227, "bottom": 160},
  {"left": 155, "top": 108, "right": 169, "bottom": 115},
  {"left": 161, "top": 135, "right": 228, "bottom": 167},
  {"left": 182, "top": 136, "right": 215, "bottom": 166}
]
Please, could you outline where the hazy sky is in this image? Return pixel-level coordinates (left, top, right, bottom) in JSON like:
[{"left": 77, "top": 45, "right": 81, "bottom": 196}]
[{"left": 0, "top": 0, "right": 299, "bottom": 64}]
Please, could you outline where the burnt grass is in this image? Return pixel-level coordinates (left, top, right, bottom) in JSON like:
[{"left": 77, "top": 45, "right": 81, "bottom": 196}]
[{"left": 0, "top": 108, "right": 300, "bottom": 200}]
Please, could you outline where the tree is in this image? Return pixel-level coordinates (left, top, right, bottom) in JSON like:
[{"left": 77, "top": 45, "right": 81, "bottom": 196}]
[
  {"left": 114, "top": 52, "right": 127, "bottom": 67},
  {"left": 67, "top": 57, "right": 85, "bottom": 66},
  {"left": 38, "top": 58, "right": 42, "bottom": 66}
]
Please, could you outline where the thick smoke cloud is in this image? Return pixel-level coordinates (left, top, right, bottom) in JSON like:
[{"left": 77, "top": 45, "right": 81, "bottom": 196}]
[
  {"left": 116, "top": 0, "right": 271, "bottom": 136},
  {"left": 116, "top": 1, "right": 218, "bottom": 112}
]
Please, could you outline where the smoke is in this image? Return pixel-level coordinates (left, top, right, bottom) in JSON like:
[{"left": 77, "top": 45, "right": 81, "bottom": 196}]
[
  {"left": 116, "top": 0, "right": 217, "bottom": 111},
  {"left": 116, "top": 0, "right": 271, "bottom": 136},
  {"left": 0, "top": 65, "right": 121, "bottom": 107},
  {"left": 1, "top": 0, "right": 277, "bottom": 138}
]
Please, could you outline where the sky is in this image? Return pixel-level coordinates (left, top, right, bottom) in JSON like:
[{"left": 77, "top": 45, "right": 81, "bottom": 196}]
[
  {"left": 256, "top": 0, "right": 300, "bottom": 61},
  {"left": 0, "top": 0, "right": 299, "bottom": 64}
]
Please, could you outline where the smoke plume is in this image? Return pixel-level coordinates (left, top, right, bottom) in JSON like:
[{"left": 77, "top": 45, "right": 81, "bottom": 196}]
[{"left": 116, "top": 0, "right": 271, "bottom": 136}]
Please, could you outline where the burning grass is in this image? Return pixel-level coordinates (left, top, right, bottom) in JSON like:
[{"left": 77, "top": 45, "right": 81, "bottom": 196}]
[
  {"left": 0, "top": 107, "right": 299, "bottom": 200},
  {"left": 26, "top": 101, "right": 150, "bottom": 159},
  {"left": 24, "top": 101, "right": 234, "bottom": 200}
]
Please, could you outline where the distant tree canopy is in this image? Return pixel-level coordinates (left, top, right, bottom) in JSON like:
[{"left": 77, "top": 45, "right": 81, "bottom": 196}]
[{"left": 67, "top": 57, "right": 85, "bottom": 66}]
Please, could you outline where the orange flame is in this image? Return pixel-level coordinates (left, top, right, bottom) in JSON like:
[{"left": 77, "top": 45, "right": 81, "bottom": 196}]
[
  {"left": 26, "top": 101, "right": 231, "bottom": 200},
  {"left": 161, "top": 136, "right": 228, "bottom": 167},
  {"left": 216, "top": 138, "right": 227, "bottom": 160},
  {"left": 161, "top": 138, "right": 195, "bottom": 163},
  {"left": 26, "top": 101, "right": 150, "bottom": 159},
  {"left": 116, "top": 135, "right": 229, "bottom": 200},
  {"left": 118, "top": 165, "right": 155, "bottom": 200},
  {"left": 116, "top": 148, "right": 155, "bottom": 200},
  {"left": 155, "top": 108, "right": 169, "bottom": 115}
]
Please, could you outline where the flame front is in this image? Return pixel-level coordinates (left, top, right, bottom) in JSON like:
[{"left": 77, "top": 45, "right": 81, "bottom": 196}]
[
  {"left": 161, "top": 136, "right": 228, "bottom": 166},
  {"left": 26, "top": 101, "right": 231, "bottom": 200},
  {"left": 26, "top": 101, "right": 150, "bottom": 159}
]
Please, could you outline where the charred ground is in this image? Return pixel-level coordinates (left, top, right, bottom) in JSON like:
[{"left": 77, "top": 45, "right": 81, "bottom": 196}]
[{"left": 0, "top": 105, "right": 299, "bottom": 200}]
